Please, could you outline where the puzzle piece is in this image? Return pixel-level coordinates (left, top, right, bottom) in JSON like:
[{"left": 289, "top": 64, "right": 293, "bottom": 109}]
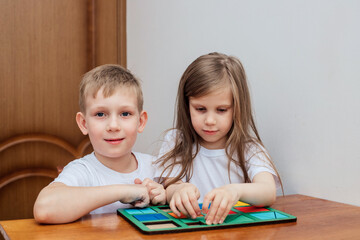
[
  {"left": 168, "top": 212, "right": 204, "bottom": 219},
  {"left": 235, "top": 206, "right": 269, "bottom": 213},
  {"left": 234, "top": 201, "right": 250, "bottom": 206},
  {"left": 250, "top": 211, "right": 288, "bottom": 220},
  {"left": 133, "top": 213, "right": 168, "bottom": 221}
]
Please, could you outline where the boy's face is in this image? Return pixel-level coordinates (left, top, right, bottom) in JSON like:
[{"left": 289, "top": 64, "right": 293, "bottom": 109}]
[{"left": 76, "top": 86, "right": 147, "bottom": 165}]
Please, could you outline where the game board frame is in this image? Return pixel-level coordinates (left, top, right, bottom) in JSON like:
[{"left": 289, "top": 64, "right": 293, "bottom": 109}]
[{"left": 117, "top": 201, "right": 297, "bottom": 234}]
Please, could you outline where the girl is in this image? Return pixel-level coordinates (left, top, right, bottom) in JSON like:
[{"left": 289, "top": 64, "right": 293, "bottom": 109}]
[{"left": 156, "top": 52, "right": 282, "bottom": 225}]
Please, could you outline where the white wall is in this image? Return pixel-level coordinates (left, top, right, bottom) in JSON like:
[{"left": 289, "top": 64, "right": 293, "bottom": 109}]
[{"left": 128, "top": 0, "right": 360, "bottom": 206}]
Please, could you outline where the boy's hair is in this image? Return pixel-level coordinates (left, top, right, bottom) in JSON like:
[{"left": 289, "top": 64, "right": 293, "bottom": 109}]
[
  {"left": 79, "top": 64, "right": 143, "bottom": 113},
  {"left": 158, "top": 52, "right": 282, "bottom": 191}
]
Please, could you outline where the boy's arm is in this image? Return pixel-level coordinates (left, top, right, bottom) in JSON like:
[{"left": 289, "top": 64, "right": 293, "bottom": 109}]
[
  {"left": 33, "top": 182, "right": 149, "bottom": 224},
  {"left": 134, "top": 178, "right": 166, "bottom": 205},
  {"left": 202, "top": 171, "right": 276, "bottom": 225}
]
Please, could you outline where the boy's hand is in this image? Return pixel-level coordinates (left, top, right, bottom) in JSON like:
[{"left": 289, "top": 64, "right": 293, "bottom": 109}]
[
  {"left": 202, "top": 184, "right": 239, "bottom": 225},
  {"left": 169, "top": 183, "right": 201, "bottom": 219},
  {"left": 119, "top": 184, "right": 150, "bottom": 208},
  {"left": 134, "top": 178, "right": 166, "bottom": 205}
]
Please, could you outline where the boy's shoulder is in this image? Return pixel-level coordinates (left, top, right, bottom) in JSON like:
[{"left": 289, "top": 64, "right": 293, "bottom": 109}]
[
  {"left": 133, "top": 152, "right": 156, "bottom": 163},
  {"left": 133, "top": 152, "right": 157, "bottom": 177},
  {"left": 67, "top": 152, "right": 97, "bottom": 166}
]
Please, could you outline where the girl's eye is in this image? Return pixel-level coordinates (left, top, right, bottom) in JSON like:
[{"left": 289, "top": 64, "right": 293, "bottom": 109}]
[
  {"left": 95, "top": 112, "right": 105, "bottom": 117},
  {"left": 121, "top": 112, "right": 131, "bottom": 117},
  {"left": 196, "top": 107, "right": 206, "bottom": 112},
  {"left": 218, "top": 108, "right": 227, "bottom": 113}
]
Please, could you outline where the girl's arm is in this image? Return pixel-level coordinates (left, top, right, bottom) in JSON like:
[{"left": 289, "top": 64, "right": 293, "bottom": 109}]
[
  {"left": 33, "top": 182, "right": 149, "bottom": 224},
  {"left": 165, "top": 180, "right": 201, "bottom": 219},
  {"left": 201, "top": 172, "right": 276, "bottom": 225}
]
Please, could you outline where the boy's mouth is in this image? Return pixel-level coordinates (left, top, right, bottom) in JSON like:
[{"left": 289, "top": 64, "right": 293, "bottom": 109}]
[{"left": 105, "top": 138, "right": 124, "bottom": 144}]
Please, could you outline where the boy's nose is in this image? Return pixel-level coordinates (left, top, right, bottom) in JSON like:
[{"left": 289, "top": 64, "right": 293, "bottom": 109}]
[{"left": 107, "top": 116, "right": 120, "bottom": 131}]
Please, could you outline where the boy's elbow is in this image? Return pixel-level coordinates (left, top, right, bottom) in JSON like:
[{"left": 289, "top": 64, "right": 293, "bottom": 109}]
[
  {"left": 33, "top": 197, "right": 57, "bottom": 223},
  {"left": 34, "top": 200, "right": 50, "bottom": 223}
]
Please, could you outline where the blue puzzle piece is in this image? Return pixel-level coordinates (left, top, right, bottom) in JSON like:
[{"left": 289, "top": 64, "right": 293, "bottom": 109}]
[
  {"left": 124, "top": 209, "right": 142, "bottom": 215},
  {"left": 250, "top": 211, "right": 288, "bottom": 220},
  {"left": 198, "top": 203, "right": 211, "bottom": 209},
  {"left": 124, "top": 208, "right": 156, "bottom": 215},
  {"left": 154, "top": 214, "right": 168, "bottom": 220},
  {"left": 133, "top": 213, "right": 168, "bottom": 221},
  {"left": 140, "top": 208, "right": 156, "bottom": 214}
]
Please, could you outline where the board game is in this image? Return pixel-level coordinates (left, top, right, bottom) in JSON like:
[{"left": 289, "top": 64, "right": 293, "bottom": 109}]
[{"left": 117, "top": 201, "right": 297, "bottom": 234}]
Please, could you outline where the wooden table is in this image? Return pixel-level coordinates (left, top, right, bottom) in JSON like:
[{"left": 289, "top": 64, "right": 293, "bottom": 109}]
[{"left": 1, "top": 194, "right": 360, "bottom": 240}]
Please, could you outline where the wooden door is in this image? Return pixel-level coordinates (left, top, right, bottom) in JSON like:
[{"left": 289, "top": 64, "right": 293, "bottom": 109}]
[{"left": 0, "top": 0, "right": 126, "bottom": 220}]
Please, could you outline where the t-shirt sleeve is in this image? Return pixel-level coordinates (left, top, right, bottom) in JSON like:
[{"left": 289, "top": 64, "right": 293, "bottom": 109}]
[
  {"left": 53, "top": 160, "right": 92, "bottom": 187},
  {"left": 245, "top": 144, "right": 281, "bottom": 189},
  {"left": 154, "top": 130, "right": 182, "bottom": 181}
]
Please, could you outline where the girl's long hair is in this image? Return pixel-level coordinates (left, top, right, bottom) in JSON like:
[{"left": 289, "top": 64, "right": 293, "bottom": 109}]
[{"left": 157, "top": 52, "right": 282, "bottom": 191}]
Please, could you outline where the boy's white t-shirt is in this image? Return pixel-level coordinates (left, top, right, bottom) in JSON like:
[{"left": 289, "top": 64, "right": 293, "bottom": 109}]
[
  {"left": 53, "top": 152, "right": 156, "bottom": 214},
  {"left": 156, "top": 130, "right": 280, "bottom": 202}
]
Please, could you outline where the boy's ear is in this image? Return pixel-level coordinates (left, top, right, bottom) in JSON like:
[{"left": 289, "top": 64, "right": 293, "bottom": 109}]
[
  {"left": 137, "top": 111, "right": 148, "bottom": 133},
  {"left": 76, "top": 112, "right": 88, "bottom": 135}
]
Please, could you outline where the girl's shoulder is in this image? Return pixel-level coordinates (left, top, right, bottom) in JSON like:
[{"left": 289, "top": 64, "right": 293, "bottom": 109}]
[
  {"left": 244, "top": 140, "right": 270, "bottom": 161},
  {"left": 159, "top": 129, "right": 180, "bottom": 157},
  {"left": 163, "top": 128, "right": 180, "bottom": 141}
]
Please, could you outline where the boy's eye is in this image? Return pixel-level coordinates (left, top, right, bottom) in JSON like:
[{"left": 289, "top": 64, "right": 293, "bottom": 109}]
[
  {"left": 121, "top": 112, "right": 131, "bottom": 117},
  {"left": 95, "top": 112, "right": 105, "bottom": 117}
]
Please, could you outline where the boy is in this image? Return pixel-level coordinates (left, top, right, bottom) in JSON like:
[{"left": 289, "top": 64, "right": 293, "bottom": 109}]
[{"left": 34, "top": 64, "right": 165, "bottom": 224}]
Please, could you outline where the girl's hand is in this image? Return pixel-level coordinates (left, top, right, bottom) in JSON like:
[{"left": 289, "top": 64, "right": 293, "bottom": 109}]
[
  {"left": 135, "top": 178, "right": 166, "bottom": 205},
  {"left": 202, "top": 184, "right": 240, "bottom": 225},
  {"left": 169, "top": 183, "right": 201, "bottom": 219},
  {"left": 119, "top": 184, "right": 150, "bottom": 208}
]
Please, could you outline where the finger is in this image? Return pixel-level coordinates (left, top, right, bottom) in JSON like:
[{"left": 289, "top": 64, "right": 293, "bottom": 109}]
[
  {"left": 188, "top": 191, "right": 201, "bottom": 216},
  {"left": 213, "top": 199, "right": 229, "bottom": 224},
  {"left": 205, "top": 195, "right": 222, "bottom": 225},
  {"left": 133, "top": 196, "right": 150, "bottom": 208},
  {"left": 152, "top": 193, "right": 166, "bottom": 205},
  {"left": 219, "top": 202, "right": 233, "bottom": 224},
  {"left": 175, "top": 197, "right": 190, "bottom": 217},
  {"left": 202, "top": 192, "right": 214, "bottom": 215},
  {"left": 181, "top": 193, "right": 197, "bottom": 218},
  {"left": 158, "top": 195, "right": 166, "bottom": 205},
  {"left": 149, "top": 187, "right": 162, "bottom": 198},
  {"left": 171, "top": 195, "right": 189, "bottom": 217},
  {"left": 134, "top": 178, "right": 142, "bottom": 184},
  {"left": 149, "top": 189, "right": 160, "bottom": 203},
  {"left": 141, "top": 178, "right": 152, "bottom": 186},
  {"left": 169, "top": 198, "right": 181, "bottom": 217}
]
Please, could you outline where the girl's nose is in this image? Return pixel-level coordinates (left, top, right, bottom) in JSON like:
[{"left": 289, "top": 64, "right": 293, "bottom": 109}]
[
  {"left": 204, "top": 114, "right": 216, "bottom": 125},
  {"left": 106, "top": 116, "right": 120, "bottom": 131}
]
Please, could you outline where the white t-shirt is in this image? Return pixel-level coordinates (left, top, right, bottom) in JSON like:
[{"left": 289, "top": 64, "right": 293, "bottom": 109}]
[
  {"left": 53, "top": 152, "right": 156, "bottom": 214},
  {"left": 156, "top": 130, "right": 280, "bottom": 202}
]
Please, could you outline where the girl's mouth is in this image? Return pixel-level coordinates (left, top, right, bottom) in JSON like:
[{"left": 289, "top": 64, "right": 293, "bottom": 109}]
[{"left": 203, "top": 130, "right": 217, "bottom": 135}]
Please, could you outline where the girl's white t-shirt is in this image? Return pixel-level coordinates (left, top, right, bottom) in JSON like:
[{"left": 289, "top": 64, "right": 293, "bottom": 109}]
[{"left": 156, "top": 130, "right": 280, "bottom": 202}]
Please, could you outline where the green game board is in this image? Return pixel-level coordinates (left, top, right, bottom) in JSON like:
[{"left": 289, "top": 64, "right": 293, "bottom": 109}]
[{"left": 117, "top": 201, "right": 297, "bottom": 234}]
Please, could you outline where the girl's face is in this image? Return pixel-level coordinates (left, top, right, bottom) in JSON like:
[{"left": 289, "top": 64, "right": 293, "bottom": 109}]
[{"left": 189, "top": 85, "right": 233, "bottom": 149}]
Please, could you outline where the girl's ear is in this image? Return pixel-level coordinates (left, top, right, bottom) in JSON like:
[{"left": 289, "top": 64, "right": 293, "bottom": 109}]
[
  {"left": 137, "top": 110, "right": 148, "bottom": 133},
  {"left": 76, "top": 112, "right": 88, "bottom": 135}
]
